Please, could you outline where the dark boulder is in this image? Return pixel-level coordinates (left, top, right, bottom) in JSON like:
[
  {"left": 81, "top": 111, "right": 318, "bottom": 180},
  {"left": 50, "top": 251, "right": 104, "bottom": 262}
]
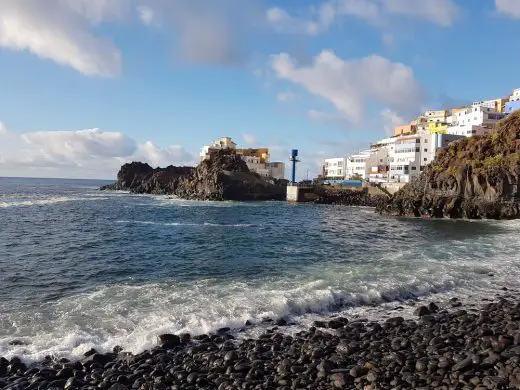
[{"left": 157, "top": 334, "right": 180, "bottom": 349}]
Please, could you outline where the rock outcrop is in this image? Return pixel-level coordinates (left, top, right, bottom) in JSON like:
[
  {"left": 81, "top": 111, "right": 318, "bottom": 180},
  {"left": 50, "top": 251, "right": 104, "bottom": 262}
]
[
  {"left": 378, "top": 111, "right": 520, "bottom": 219},
  {"left": 100, "top": 162, "right": 193, "bottom": 195},
  {"left": 314, "top": 188, "right": 389, "bottom": 208},
  {"left": 175, "top": 150, "right": 287, "bottom": 201},
  {"left": 101, "top": 150, "right": 287, "bottom": 201}
]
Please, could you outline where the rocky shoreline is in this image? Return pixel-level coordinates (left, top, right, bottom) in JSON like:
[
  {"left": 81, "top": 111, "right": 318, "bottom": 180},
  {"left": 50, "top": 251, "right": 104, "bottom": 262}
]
[
  {"left": 3, "top": 290, "right": 520, "bottom": 389},
  {"left": 313, "top": 188, "right": 389, "bottom": 208}
]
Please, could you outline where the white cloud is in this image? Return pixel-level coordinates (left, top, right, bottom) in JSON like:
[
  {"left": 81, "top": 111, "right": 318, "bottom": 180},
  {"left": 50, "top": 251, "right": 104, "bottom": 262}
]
[
  {"left": 382, "top": 0, "right": 459, "bottom": 27},
  {"left": 276, "top": 91, "right": 297, "bottom": 102},
  {"left": 0, "top": 0, "right": 259, "bottom": 76},
  {"left": 137, "top": 0, "right": 254, "bottom": 65},
  {"left": 136, "top": 141, "right": 193, "bottom": 168},
  {"left": 137, "top": 5, "right": 155, "bottom": 25},
  {"left": 0, "top": 122, "right": 7, "bottom": 135},
  {"left": 266, "top": 6, "right": 330, "bottom": 35},
  {"left": 0, "top": 125, "right": 195, "bottom": 179},
  {"left": 272, "top": 50, "right": 424, "bottom": 123},
  {"left": 496, "top": 0, "right": 520, "bottom": 18},
  {"left": 0, "top": 0, "right": 122, "bottom": 77},
  {"left": 267, "top": 0, "right": 460, "bottom": 35},
  {"left": 380, "top": 108, "right": 404, "bottom": 136},
  {"left": 242, "top": 133, "right": 257, "bottom": 145}
]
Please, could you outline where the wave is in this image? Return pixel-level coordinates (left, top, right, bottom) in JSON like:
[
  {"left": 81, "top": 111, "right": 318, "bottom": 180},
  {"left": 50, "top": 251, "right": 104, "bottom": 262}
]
[
  {"left": 0, "top": 196, "right": 107, "bottom": 208},
  {"left": 0, "top": 262, "right": 508, "bottom": 363},
  {"left": 115, "top": 220, "right": 254, "bottom": 227}
]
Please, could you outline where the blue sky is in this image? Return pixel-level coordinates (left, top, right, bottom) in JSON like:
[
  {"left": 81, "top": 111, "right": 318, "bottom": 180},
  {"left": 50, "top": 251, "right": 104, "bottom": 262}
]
[{"left": 0, "top": 0, "right": 519, "bottom": 179}]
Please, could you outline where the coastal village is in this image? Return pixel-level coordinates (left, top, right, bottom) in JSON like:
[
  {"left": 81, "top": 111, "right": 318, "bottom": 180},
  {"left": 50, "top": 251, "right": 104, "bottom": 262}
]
[
  {"left": 196, "top": 87, "right": 520, "bottom": 199},
  {"left": 322, "top": 87, "right": 520, "bottom": 192}
]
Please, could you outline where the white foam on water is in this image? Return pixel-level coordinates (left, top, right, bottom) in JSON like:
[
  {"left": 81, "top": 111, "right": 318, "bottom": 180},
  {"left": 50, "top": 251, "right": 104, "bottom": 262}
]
[
  {"left": 0, "top": 196, "right": 108, "bottom": 208},
  {"left": 3, "top": 231, "right": 520, "bottom": 364},
  {"left": 115, "top": 220, "right": 254, "bottom": 227}
]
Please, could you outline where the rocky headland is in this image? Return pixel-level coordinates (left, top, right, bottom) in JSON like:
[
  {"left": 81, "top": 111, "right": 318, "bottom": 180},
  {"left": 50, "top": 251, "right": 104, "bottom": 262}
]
[
  {"left": 4, "top": 291, "right": 520, "bottom": 389},
  {"left": 378, "top": 111, "right": 520, "bottom": 219},
  {"left": 101, "top": 150, "right": 287, "bottom": 201}
]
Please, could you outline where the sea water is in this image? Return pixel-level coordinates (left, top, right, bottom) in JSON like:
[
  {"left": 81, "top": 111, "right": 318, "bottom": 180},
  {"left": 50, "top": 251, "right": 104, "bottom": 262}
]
[{"left": 1, "top": 177, "right": 520, "bottom": 362}]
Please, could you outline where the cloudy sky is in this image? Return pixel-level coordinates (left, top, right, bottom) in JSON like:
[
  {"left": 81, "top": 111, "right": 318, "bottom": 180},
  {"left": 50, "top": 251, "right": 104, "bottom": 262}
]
[{"left": 1, "top": 0, "right": 519, "bottom": 179}]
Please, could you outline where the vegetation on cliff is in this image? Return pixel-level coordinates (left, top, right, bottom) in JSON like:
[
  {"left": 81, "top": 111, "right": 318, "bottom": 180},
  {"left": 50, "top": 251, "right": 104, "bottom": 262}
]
[{"left": 378, "top": 111, "right": 520, "bottom": 219}]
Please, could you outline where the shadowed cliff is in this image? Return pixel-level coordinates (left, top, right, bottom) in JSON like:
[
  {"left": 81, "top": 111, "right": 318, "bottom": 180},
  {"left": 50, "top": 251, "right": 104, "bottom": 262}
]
[
  {"left": 101, "top": 149, "right": 287, "bottom": 201},
  {"left": 377, "top": 111, "right": 520, "bottom": 219}
]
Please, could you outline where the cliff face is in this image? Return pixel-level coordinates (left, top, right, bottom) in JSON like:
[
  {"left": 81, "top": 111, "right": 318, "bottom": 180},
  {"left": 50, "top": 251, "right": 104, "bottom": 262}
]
[
  {"left": 101, "top": 150, "right": 287, "bottom": 201},
  {"left": 175, "top": 150, "right": 287, "bottom": 201},
  {"left": 378, "top": 111, "right": 520, "bottom": 219}
]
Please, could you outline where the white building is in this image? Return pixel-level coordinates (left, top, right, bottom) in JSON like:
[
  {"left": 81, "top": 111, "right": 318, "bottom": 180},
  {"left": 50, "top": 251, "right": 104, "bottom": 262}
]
[
  {"left": 388, "top": 135, "right": 421, "bottom": 183},
  {"left": 200, "top": 136, "right": 237, "bottom": 161},
  {"left": 510, "top": 88, "right": 520, "bottom": 103},
  {"left": 345, "top": 151, "right": 371, "bottom": 179},
  {"left": 364, "top": 138, "right": 397, "bottom": 183},
  {"left": 200, "top": 137, "right": 285, "bottom": 180},
  {"left": 447, "top": 106, "right": 506, "bottom": 138},
  {"left": 323, "top": 158, "right": 346, "bottom": 179}
]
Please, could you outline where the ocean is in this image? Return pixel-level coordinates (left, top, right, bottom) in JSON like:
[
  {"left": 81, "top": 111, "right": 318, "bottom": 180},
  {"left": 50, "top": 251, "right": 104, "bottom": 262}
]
[{"left": 1, "top": 177, "right": 520, "bottom": 363}]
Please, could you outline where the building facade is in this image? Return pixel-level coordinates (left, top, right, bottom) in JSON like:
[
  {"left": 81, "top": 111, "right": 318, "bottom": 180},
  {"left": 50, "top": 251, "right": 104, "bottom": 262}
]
[
  {"left": 345, "top": 152, "right": 371, "bottom": 179},
  {"left": 200, "top": 137, "right": 285, "bottom": 180},
  {"left": 200, "top": 136, "right": 237, "bottom": 161},
  {"left": 393, "top": 124, "right": 416, "bottom": 137},
  {"left": 509, "top": 88, "right": 520, "bottom": 102},
  {"left": 323, "top": 158, "right": 346, "bottom": 179},
  {"left": 424, "top": 110, "right": 448, "bottom": 123}
]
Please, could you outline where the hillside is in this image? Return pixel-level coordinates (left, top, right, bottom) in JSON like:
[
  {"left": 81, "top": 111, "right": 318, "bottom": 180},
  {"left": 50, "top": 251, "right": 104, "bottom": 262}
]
[{"left": 377, "top": 111, "right": 520, "bottom": 219}]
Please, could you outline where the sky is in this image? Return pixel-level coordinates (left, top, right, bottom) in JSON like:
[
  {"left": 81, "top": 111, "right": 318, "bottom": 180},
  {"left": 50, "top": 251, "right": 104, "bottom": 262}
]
[{"left": 1, "top": 0, "right": 520, "bottom": 180}]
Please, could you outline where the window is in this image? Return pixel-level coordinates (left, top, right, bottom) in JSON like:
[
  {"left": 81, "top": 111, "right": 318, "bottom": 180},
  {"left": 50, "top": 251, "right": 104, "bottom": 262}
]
[
  {"left": 411, "top": 167, "right": 417, "bottom": 170},
  {"left": 420, "top": 166, "right": 425, "bottom": 171},
  {"left": 424, "top": 139, "right": 428, "bottom": 143},
  {"left": 424, "top": 148, "right": 428, "bottom": 152},
  {"left": 424, "top": 158, "right": 427, "bottom": 161}
]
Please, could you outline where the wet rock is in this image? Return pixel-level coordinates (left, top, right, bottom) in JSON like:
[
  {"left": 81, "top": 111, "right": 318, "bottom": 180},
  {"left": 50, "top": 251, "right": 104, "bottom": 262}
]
[
  {"left": 157, "top": 334, "right": 180, "bottom": 349},
  {"left": 414, "top": 306, "right": 430, "bottom": 317}
]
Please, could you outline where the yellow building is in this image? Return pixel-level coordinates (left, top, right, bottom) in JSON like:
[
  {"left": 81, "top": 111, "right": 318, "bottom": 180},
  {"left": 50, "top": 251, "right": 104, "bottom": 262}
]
[
  {"left": 235, "top": 148, "right": 270, "bottom": 163},
  {"left": 428, "top": 122, "right": 448, "bottom": 134},
  {"left": 491, "top": 98, "right": 508, "bottom": 113},
  {"left": 393, "top": 124, "right": 416, "bottom": 137}
]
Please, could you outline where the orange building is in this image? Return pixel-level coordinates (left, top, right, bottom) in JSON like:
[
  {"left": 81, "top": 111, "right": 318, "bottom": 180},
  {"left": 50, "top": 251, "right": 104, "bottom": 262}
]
[{"left": 393, "top": 124, "right": 417, "bottom": 137}]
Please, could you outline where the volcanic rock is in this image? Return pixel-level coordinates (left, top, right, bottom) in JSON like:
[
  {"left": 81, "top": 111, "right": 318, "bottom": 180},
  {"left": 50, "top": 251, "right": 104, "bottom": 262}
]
[
  {"left": 101, "top": 149, "right": 287, "bottom": 201},
  {"left": 378, "top": 111, "right": 520, "bottom": 219}
]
